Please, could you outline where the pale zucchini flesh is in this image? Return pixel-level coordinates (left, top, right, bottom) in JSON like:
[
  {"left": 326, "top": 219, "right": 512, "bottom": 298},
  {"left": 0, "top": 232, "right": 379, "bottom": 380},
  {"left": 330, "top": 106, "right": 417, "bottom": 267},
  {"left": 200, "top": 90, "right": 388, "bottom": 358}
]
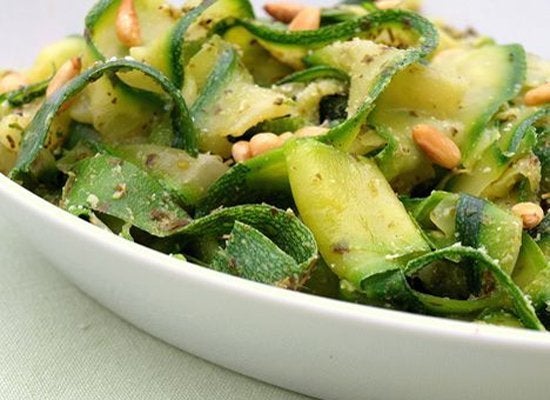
[{"left": 287, "top": 139, "right": 430, "bottom": 288}]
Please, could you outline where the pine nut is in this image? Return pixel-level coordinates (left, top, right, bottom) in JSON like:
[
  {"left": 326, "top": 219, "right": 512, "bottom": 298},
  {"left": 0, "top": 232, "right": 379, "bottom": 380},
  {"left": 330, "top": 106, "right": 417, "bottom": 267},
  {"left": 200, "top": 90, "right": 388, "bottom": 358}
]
[
  {"left": 288, "top": 6, "right": 321, "bottom": 31},
  {"left": 412, "top": 124, "right": 461, "bottom": 169},
  {"left": 46, "top": 57, "right": 82, "bottom": 98},
  {"left": 279, "top": 132, "right": 294, "bottom": 143},
  {"left": 116, "top": 0, "right": 142, "bottom": 47},
  {"left": 0, "top": 71, "right": 27, "bottom": 94},
  {"left": 524, "top": 82, "right": 550, "bottom": 106},
  {"left": 249, "top": 133, "right": 282, "bottom": 157},
  {"left": 511, "top": 202, "right": 544, "bottom": 229},
  {"left": 294, "top": 126, "right": 329, "bottom": 138},
  {"left": 264, "top": 1, "right": 306, "bottom": 23},
  {"left": 231, "top": 140, "right": 252, "bottom": 163}
]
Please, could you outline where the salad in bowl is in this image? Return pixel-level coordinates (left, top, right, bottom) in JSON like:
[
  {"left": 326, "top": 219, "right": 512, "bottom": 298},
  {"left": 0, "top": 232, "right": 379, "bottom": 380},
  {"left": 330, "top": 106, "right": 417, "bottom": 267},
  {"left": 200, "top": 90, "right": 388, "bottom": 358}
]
[{"left": 0, "top": 0, "right": 549, "bottom": 332}]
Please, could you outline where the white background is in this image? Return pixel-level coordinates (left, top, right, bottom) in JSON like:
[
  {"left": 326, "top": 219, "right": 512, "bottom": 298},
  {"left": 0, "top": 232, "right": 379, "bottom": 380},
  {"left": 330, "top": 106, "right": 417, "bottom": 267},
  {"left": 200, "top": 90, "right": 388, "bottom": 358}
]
[{"left": 0, "top": 0, "right": 548, "bottom": 69}]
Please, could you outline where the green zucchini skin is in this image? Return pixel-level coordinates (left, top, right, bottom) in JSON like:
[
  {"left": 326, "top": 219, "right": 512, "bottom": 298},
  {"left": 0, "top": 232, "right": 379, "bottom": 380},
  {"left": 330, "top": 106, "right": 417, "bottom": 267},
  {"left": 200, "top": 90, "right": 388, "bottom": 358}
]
[
  {"left": 456, "top": 194, "right": 485, "bottom": 249},
  {"left": 0, "top": 78, "right": 50, "bottom": 108},
  {"left": 455, "top": 194, "right": 488, "bottom": 294},
  {"left": 84, "top": 0, "right": 119, "bottom": 60},
  {"left": 534, "top": 124, "right": 550, "bottom": 195},
  {"left": 455, "top": 45, "right": 527, "bottom": 164},
  {"left": 184, "top": 205, "right": 317, "bottom": 289},
  {"left": 475, "top": 309, "right": 525, "bottom": 328},
  {"left": 513, "top": 233, "right": 549, "bottom": 289},
  {"left": 211, "top": 221, "right": 311, "bottom": 287},
  {"left": 360, "top": 267, "right": 504, "bottom": 316},
  {"left": 525, "top": 267, "right": 550, "bottom": 328},
  {"left": 63, "top": 153, "right": 192, "bottom": 237},
  {"left": 61, "top": 152, "right": 317, "bottom": 286},
  {"left": 190, "top": 42, "right": 237, "bottom": 118},
  {"left": 56, "top": 122, "right": 108, "bottom": 174},
  {"left": 533, "top": 214, "right": 550, "bottom": 261},
  {"left": 181, "top": 204, "right": 318, "bottom": 288},
  {"left": 409, "top": 192, "right": 523, "bottom": 275},
  {"left": 169, "top": 0, "right": 218, "bottom": 88},
  {"left": 343, "top": 244, "right": 544, "bottom": 330},
  {"left": 516, "top": 229, "right": 550, "bottom": 327},
  {"left": 275, "top": 66, "right": 349, "bottom": 85},
  {"left": 170, "top": 0, "right": 254, "bottom": 88},
  {"left": 246, "top": 116, "right": 307, "bottom": 136},
  {"left": 11, "top": 58, "right": 197, "bottom": 183},
  {"left": 215, "top": 8, "right": 438, "bottom": 84},
  {"left": 405, "top": 246, "right": 545, "bottom": 330},
  {"left": 196, "top": 147, "right": 291, "bottom": 216},
  {"left": 454, "top": 194, "right": 523, "bottom": 275},
  {"left": 216, "top": 9, "right": 436, "bottom": 48}
]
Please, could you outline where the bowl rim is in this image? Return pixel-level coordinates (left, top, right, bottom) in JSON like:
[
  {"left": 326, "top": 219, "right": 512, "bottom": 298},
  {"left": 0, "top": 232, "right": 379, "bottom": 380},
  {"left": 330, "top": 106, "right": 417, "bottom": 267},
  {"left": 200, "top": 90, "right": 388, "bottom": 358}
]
[{"left": 2, "top": 171, "right": 550, "bottom": 348}]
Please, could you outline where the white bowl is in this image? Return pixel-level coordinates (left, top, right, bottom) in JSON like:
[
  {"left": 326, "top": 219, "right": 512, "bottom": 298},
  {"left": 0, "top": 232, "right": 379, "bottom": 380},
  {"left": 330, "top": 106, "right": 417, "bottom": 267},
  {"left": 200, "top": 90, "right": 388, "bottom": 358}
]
[{"left": 1, "top": 1, "right": 550, "bottom": 400}]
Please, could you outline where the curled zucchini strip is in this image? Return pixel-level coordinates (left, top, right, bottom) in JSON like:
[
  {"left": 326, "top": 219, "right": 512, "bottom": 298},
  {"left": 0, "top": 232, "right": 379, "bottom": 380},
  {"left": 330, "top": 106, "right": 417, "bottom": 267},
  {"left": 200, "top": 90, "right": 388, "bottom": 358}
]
[
  {"left": 196, "top": 146, "right": 290, "bottom": 215},
  {"left": 86, "top": 0, "right": 254, "bottom": 88},
  {"left": 448, "top": 106, "right": 550, "bottom": 197},
  {"left": 217, "top": 9, "right": 438, "bottom": 147},
  {"left": 169, "top": 0, "right": 222, "bottom": 88},
  {"left": 406, "top": 246, "right": 545, "bottom": 331},
  {"left": 62, "top": 154, "right": 192, "bottom": 237},
  {"left": 189, "top": 42, "right": 237, "bottom": 116},
  {"left": 0, "top": 77, "right": 50, "bottom": 108},
  {"left": 216, "top": 9, "right": 435, "bottom": 48},
  {"left": 84, "top": 0, "right": 120, "bottom": 60},
  {"left": 198, "top": 10, "right": 439, "bottom": 212},
  {"left": 504, "top": 107, "right": 550, "bottom": 155},
  {"left": 11, "top": 58, "right": 197, "bottom": 182},
  {"left": 412, "top": 290, "right": 504, "bottom": 316},
  {"left": 62, "top": 152, "right": 317, "bottom": 287},
  {"left": 182, "top": 204, "right": 318, "bottom": 287}
]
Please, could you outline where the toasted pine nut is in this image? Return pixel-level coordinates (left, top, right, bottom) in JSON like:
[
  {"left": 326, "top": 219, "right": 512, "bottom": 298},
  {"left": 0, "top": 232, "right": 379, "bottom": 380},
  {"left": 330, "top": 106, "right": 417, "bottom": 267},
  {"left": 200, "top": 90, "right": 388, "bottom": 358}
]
[
  {"left": 264, "top": 1, "right": 306, "bottom": 23},
  {"left": 116, "top": 0, "right": 142, "bottom": 47},
  {"left": 279, "top": 132, "right": 294, "bottom": 143},
  {"left": 511, "top": 202, "right": 544, "bottom": 229},
  {"left": 249, "top": 133, "right": 282, "bottom": 157},
  {"left": 46, "top": 57, "right": 82, "bottom": 98},
  {"left": 288, "top": 6, "right": 321, "bottom": 31},
  {"left": 295, "top": 126, "right": 329, "bottom": 138},
  {"left": 0, "top": 71, "right": 28, "bottom": 94},
  {"left": 375, "top": 0, "right": 404, "bottom": 10},
  {"left": 524, "top": 82, "right": 550, "bottom": 106},
  {"left": 231, "top": 141, "right": 252, "bottom": 163},
  {"left": 412, "top": 124, "right": 461, "bottom": 169}
]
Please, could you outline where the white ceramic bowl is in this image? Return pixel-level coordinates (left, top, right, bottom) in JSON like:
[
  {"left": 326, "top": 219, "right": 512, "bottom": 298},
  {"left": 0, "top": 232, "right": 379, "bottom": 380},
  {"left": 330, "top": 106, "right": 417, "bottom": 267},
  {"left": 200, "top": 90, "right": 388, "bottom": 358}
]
[{"left": 1, "top": 2, "right": 550, "bottom": 400}]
